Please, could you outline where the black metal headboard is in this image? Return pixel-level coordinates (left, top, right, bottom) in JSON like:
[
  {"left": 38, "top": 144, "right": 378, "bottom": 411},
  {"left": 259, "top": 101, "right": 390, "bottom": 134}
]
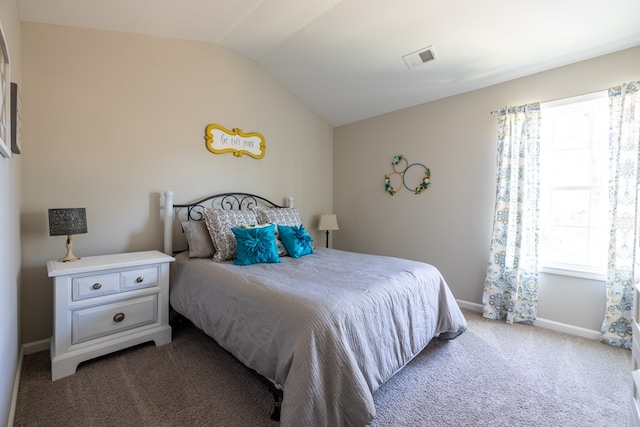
[
  {"left": 163, "top": 191, "right": 287, "bottom": 254},
  {"left": 175, "top": 192, "right": 284, "bottom": 221}
]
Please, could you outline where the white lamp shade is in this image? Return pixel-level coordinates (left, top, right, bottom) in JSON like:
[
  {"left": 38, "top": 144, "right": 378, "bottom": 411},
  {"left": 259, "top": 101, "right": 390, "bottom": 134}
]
[{"left": 318, "top": 214, "right": 339, "bottom": 231}]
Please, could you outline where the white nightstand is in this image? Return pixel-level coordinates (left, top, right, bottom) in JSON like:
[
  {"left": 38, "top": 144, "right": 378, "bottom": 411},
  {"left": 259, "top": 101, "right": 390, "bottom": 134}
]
[{"left": 47, "top": 250, "right": 174, "bottom": 380}]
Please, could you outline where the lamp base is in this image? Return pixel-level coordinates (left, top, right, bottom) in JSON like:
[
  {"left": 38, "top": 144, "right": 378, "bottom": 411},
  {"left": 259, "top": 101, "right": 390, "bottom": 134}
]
[{"left": 58, "top": 235, "right": 81, "bottom": 262}]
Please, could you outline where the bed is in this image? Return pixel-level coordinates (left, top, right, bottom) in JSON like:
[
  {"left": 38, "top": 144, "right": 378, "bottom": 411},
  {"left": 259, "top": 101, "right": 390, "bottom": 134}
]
[{"left": 162, "top": 191, "right": 467, "bottom": 427}]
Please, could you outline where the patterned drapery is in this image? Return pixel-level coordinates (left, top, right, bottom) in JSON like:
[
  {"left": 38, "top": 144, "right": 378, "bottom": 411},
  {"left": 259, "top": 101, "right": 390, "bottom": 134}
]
[
  {"left": 601, "top": 81, "right": 640, "bottom": 349},
  {"left": 483, "top": 103, "right": 541, "bottom": 324}
]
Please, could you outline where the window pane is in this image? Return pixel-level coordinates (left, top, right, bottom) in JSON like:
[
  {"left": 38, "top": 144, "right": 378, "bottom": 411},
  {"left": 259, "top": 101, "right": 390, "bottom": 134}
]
[
  {"left": 551, "top": 110, "right": 591, "bottom": 150},
  {"left": 550, "top": 149, "right": 589, "bottom": 186},
  {"left": 542, "top": 227, "right": 588, "bottom": 264},
  {"left": 539, "top": 92, "right": 609, "bottom": 274},
  {"left": 549, "top": 191, "right": 589, "bottom": 227},
  {"left": 587, "top": 227, "right": 609, "bottom": 268},
  {"left": 590, "top": 190, "right": 608, "bottom": 227}
]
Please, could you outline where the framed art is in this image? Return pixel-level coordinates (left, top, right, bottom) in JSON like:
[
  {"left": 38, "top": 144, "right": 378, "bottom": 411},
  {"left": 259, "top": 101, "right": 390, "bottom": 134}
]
[
  {"left": 0, "top": 21, "right": 10, "bottom": 158},
  {"left": 204, "top": 123, "right": 266, "bottom": 159},
  {"left": 11, "top": 82, "right": 20, "bottom": 154}
]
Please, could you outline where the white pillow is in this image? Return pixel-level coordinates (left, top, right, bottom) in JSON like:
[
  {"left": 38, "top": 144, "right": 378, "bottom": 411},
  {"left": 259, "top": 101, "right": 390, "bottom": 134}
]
[{"left": 181, "top": 221, "right": 215, "bottom": 258}]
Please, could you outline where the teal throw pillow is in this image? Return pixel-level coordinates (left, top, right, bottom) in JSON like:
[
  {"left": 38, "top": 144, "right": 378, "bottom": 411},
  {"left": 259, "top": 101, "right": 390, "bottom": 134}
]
[
  {"left": 232, "top": 224, "right": 281, "bottom": 265},
  {"left": 278, "top": 224, "right": 314, "bottom": 259}
]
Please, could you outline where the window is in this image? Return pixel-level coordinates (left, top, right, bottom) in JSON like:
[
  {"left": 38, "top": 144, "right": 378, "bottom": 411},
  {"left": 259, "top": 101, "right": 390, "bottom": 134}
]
[{"left": 539, "top": 91, "right": 609, "bottom": 280}]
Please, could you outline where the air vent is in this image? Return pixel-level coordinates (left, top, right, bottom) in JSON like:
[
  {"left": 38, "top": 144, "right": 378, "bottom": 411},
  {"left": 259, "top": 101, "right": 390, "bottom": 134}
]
[{"left": 402, "top": 46, "right": 437, "bottom": 69}]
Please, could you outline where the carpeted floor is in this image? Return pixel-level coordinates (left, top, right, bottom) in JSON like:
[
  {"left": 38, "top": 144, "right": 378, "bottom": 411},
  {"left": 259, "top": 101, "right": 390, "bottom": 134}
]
[{"left": 13, "top": 309, "right": 632, "bottom": 426}]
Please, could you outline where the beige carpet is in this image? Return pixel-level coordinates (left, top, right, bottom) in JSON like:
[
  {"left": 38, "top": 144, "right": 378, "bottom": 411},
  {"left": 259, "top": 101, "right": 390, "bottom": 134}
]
[{"left": 13, "top": 309, "right": 631, "bottom": 426}]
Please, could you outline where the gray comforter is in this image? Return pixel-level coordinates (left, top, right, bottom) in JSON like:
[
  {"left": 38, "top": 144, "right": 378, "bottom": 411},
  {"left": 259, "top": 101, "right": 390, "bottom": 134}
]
[{"left": 170, "top": 248, "right": 467, "bottom": 427}]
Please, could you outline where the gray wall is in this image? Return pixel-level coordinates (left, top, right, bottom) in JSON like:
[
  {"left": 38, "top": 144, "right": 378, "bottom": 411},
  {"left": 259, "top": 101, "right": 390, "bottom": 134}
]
[
  {"left": 19, "top": 23, "right": 334, "bottom": 343},
  {"left": 333, "top": 46, "right": 640, "bottom": 332}
]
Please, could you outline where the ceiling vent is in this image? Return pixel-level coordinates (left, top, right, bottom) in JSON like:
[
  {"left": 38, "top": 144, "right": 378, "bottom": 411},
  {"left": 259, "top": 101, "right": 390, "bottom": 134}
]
[{"left": 402, "top": 46, "right": 437, "bottom": 69}]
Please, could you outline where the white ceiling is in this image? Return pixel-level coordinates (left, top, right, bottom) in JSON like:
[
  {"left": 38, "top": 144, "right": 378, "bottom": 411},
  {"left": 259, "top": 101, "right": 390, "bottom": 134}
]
[{"left": 17, "top": 0, "right": 640, "bottom": 126}]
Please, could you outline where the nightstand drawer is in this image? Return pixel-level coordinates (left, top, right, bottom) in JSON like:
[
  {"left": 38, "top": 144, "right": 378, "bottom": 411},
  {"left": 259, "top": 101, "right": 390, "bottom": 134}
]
[
  {"left": 72, "top": 273, "right": 119, "bottom": 301},
  {"left": 72, "top": 294, "right": 158, "bottom": 344},
  {"left": 121, "top": 267, "right": 158, "bottom": 291}
]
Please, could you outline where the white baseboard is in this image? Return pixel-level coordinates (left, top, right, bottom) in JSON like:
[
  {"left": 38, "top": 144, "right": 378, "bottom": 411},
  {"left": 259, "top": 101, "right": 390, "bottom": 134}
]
[
  {"left": 534, "top": 317, "right": 601, "bottom": 340},
  {"left": 456, "top": 299, "right": 482, "bottom": 312},
  {"left": 23, "top": 338, "right": 50, "bottom": 355},
  {"left": 8, "top": 339, "right": 49, "bottom": 426},
  {"left": 7, "top": 346, "right": 24, "bottom": 427},
  {"left": 456, "top": 299, "right": 601, "bottom": 341}
]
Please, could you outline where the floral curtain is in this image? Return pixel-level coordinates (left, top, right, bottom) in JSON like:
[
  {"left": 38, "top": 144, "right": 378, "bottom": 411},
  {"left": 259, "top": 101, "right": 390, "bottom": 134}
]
[
  {"left": 483, "top": 103, "right": 541, "bottom": 324},
  {"left": 601, "top": 81, "right": 640, "bottom": 349}
]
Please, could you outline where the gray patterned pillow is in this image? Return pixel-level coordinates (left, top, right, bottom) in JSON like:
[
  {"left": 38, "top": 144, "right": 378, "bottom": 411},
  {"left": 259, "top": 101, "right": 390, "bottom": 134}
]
[
  {"left": 204, "top": 209, "right": 258, "bottom": 261},
  {"left": 181, "top": 221, "right": 215, "bottom": 258},
  {"left": 253, "top": 207, "right": 302, "bottom": 226}
]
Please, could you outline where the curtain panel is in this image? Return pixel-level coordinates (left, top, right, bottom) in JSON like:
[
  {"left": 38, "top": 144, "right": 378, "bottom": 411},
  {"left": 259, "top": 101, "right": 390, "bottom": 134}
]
[
  {"left": 483, "top": 103, "right": 541, "bottom": 324},
  {"left": 602, "top": 81, "right": 640, "bottom": 349}
]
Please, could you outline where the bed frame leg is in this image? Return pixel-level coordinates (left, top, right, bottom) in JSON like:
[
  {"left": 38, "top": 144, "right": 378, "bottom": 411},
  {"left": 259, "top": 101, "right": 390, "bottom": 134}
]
[
  {"left": 271, "top": 389, "right": 282, "bottom": 421},
  {"left": 246, "top": 363, "right": 284, "bottom": 421},
  {"left": 169, "top": 307, "right": 187, "bottom": 329}
]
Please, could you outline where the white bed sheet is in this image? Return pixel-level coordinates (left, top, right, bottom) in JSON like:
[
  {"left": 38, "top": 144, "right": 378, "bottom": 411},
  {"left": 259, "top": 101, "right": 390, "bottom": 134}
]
[{"left": 170, "top": 247, "right": 467, "bottom": 427}]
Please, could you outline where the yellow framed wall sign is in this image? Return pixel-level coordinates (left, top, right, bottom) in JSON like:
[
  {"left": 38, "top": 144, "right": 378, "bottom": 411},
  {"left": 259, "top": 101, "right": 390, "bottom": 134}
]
[{"left": 205, "top": 124, "right": 266, "bottom": 159}]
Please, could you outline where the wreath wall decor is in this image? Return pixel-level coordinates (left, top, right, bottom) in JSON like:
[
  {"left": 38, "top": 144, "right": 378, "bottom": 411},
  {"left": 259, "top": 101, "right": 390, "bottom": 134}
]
[{"left": 384, "top": 154, "right": 431, "bottom": 196}]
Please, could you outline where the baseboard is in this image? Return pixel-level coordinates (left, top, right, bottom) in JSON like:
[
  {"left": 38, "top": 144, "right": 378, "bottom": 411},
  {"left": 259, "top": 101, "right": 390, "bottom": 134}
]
[
  {"left": 455, "top": 299, "right": 601, "bottom": 341},
  {"left": 7, "top": 345, "right": 24, "bottom": 427},
  {"left": 534, "top": 317, "right": 601, "bottom": 340},
  {"left": 456, "top": 299, "right": 482, "bottom": 312},
  {"left": 23, "top": 338, "right": 50, "bottom": 355},
  {"left": 8, "top": 339, "right": 49, "bottom": 426}
]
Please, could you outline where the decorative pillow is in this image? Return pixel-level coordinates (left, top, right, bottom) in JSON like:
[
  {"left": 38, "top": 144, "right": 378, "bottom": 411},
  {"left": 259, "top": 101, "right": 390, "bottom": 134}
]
[
  {"left": 253, "top": 207, "right": 303, "bottom": 256},
  {"left": 204, "top": 209, "right": 258, "bottom": 261},
  {"left": 272, "top": 225, "right": 287, "bottom": 256},
  {"left": 239, "top": 223, "right": 286, "bottom": 256},
  {"left": 253, "top": 207, "right": 302, "bottom": 227},
  {"left": 232, "top": 224, "right": 281, "bottom": 266},
  {"left": 278, "top": 224, "right": 314, "bottom": 259},
  {"left": 181, "top": 221, "right": 215, "bottom": 258}
]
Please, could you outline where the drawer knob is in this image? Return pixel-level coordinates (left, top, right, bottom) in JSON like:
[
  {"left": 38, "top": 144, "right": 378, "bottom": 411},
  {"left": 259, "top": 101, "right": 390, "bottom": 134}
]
[
  {"left": 92, "top": 283, "right": 102, "bottom": 290},
  {"left": 135, "top": 276, "right": 144, "bottom": 283},
  {"left": 113, "top": 312, "right": 126, "bottom": 323}
]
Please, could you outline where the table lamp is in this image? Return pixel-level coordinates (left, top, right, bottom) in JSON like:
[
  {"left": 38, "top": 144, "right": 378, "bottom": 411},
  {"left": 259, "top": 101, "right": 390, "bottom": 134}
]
[
  {"left": 318, "top": 214, "right": 339, "bottom": 248},
  {"left": 48, "top": 208, "right": 88, "bottom": 262}
]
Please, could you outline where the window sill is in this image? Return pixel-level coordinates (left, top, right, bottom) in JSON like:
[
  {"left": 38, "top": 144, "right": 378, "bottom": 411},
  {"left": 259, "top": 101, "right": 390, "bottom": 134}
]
[{"left": 539, "top": 264, "right": 606, "bottom": 281}]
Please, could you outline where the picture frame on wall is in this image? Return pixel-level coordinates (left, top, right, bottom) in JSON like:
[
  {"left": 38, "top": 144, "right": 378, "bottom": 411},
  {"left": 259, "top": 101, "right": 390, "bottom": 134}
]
[
  {"left": 0, "top": 21, "right": 11, "bottom": 158},
  {"left": 11, "top": 82, "right": 20, "bottom": 154}
]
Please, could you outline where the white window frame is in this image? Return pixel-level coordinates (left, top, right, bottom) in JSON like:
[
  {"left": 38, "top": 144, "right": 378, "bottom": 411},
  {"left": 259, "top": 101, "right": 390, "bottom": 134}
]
[{"left": 538, "top": 91, "right": 609, "bottom": 281}]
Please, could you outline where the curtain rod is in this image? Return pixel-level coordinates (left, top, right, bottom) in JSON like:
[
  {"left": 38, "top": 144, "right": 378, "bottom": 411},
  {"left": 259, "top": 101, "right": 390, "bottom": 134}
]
[{"left": 489, "top": 88, "right": 609, "bottom": 115}]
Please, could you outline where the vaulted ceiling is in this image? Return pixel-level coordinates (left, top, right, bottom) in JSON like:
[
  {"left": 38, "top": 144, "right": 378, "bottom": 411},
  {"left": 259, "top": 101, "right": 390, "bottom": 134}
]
[{"left": 17, "top": 0, "right": 640, "bottom": 126}]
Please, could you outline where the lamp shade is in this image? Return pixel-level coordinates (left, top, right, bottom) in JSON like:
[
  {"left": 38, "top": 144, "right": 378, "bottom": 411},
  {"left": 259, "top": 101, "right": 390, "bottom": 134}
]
[
  {"left": 318, "top": 214, "right": 339, "bottom": 231},
  {"left": 48, "top": 208, "right": 88, "bottom": 236}
]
